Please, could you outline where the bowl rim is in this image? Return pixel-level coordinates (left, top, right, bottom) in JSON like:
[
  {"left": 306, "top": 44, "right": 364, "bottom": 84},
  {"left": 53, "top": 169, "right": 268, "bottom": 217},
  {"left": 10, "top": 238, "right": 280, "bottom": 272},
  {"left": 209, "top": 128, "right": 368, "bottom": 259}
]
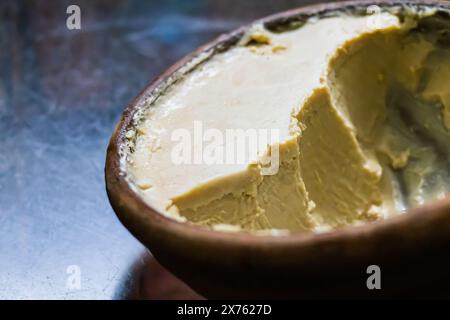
[{"left": 106, "top": 0, "right": 450, "bottom": 250}]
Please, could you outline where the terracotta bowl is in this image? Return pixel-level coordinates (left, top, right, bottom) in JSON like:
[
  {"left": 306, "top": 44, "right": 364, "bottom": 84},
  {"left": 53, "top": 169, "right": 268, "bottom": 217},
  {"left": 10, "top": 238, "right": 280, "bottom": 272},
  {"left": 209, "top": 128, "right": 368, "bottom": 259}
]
[{"left": 106, "top": 0, "right": 450, "bottom": 298}]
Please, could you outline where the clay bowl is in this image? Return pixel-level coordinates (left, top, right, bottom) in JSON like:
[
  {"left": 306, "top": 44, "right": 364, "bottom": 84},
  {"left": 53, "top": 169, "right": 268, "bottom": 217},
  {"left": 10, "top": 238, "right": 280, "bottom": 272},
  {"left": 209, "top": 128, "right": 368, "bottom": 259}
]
[{"left": 106, "top": 0, "right": 450, "bottom": 298}]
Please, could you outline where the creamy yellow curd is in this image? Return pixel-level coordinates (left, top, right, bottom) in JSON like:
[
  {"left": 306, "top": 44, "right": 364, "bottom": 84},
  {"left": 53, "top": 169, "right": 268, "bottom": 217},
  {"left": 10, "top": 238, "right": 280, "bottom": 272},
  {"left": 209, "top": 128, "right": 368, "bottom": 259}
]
[{"left": 125, "top": 7, "right": 450, "bottom": 234}]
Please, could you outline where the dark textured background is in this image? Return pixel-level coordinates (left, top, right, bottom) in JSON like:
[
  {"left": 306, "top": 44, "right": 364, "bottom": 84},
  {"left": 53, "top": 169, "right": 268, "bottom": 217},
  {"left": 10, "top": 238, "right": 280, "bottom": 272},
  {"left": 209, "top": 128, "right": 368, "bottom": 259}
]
[{"left": 0, "top": 0, "right": 335, "bottom": 299}]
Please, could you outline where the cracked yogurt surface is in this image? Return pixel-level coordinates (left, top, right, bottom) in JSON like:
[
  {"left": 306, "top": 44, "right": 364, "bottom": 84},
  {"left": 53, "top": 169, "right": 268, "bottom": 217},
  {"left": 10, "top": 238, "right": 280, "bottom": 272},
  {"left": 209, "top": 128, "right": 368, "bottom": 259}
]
[{"left": 126, "top": 7, "right": 450, "bottom": 234}]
